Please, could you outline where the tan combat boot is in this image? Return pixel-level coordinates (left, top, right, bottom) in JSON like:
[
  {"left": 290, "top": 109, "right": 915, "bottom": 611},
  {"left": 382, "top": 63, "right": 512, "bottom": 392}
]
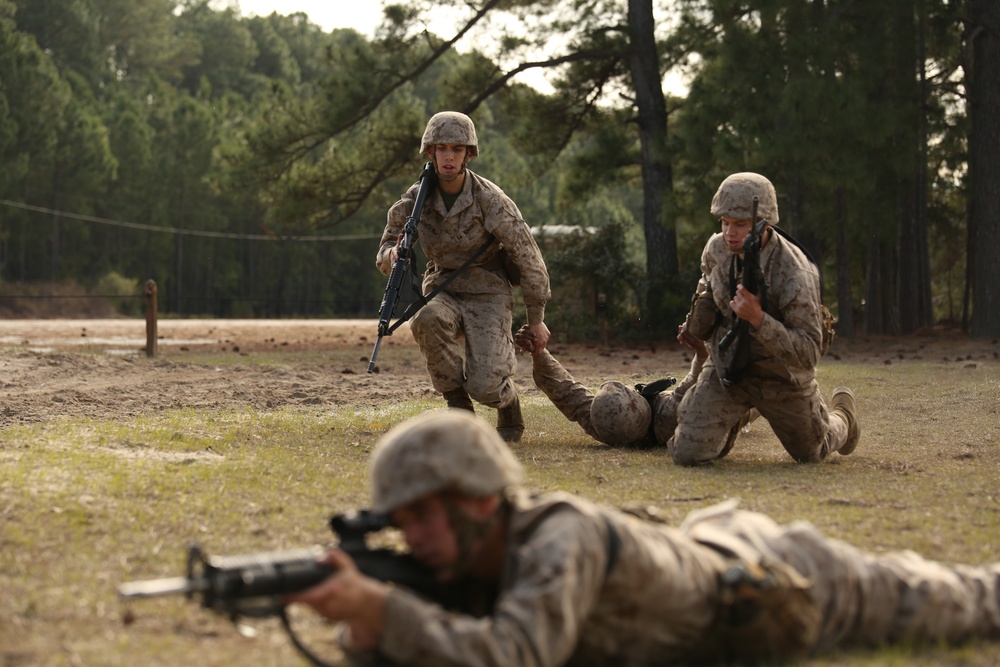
[
  {"left": 497, "top": 392, "right": 524, "bottom": 442},
  {"left": 442, "top": 388, "right": 474, "bottom": 412},
  {"left": 831, "top": 387, "right": 860, "bottom": 455}
]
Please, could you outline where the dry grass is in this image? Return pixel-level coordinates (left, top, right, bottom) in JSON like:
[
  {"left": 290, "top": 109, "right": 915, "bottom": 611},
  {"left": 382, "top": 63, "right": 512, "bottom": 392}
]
[{"left": 1, "top": 351, "right": 998, "bottom": 666}]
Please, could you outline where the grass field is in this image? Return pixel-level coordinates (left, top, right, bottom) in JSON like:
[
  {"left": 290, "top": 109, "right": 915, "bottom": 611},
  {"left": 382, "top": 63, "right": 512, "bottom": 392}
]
[{"left": 1, "top": 344, "right": 998, "bottom": 666}]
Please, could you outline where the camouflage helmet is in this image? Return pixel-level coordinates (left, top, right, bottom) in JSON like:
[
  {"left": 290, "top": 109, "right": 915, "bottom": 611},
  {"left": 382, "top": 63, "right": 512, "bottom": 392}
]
[
  {"left": 590, "top": 382, "right": 652, "bottom": 446},
  {"left": 370, "top": 410, "right": 522, "bottom": 513},
  {"left": 710, "top": 172, "right": 779, "bottom": 224},
  {"left": 420, "top": 111, "right": 479, "bottom": 157}
]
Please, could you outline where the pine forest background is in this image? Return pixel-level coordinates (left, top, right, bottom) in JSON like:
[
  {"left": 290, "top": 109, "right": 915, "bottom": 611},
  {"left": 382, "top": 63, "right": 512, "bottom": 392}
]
[{"left": 1, "top": 0, "right": 999, "bottom": 340}]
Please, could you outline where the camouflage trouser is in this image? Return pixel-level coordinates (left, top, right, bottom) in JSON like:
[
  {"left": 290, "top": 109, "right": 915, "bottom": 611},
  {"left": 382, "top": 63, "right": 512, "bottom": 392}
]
[
  {"left": 666, "top": 358, "right": 850, "bottom": 465},
  {"left": 682, "top": 501, "right": 1000, "bottom": 651},
  {"left": 410, "top": 290, "right": 518, "bottom": 409}
]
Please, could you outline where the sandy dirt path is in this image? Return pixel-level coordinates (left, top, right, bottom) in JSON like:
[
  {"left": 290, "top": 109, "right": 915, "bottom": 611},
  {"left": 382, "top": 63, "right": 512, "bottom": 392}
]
[{"left": 0, "top": 318, "right": 995, "bottom": 430}]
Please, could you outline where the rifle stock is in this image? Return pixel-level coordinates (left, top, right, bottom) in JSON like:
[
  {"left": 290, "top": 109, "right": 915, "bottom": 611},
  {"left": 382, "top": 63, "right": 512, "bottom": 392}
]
[{"left": 367, "top": 162, "right": 437, "bottom": 373}]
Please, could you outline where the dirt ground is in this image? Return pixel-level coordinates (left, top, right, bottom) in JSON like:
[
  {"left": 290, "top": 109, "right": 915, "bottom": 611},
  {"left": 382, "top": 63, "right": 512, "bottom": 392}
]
[
  {"left": 0, "top": 318, "right": 997, "bottom": 428},
  {"left": 2, "top": 319, "right": 1000, "bottom": 667}
]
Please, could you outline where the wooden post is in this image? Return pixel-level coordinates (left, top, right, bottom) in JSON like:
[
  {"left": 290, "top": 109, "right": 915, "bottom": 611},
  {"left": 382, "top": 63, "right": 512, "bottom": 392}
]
[{"left": 144, "top": 280, "right": 158, "bottom": 358}]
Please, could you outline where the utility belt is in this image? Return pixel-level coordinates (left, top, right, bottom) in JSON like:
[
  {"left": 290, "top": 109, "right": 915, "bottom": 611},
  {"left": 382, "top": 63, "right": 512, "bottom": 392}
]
[{"left": 686, "top": 524, "right": 822, "bottom": 665}]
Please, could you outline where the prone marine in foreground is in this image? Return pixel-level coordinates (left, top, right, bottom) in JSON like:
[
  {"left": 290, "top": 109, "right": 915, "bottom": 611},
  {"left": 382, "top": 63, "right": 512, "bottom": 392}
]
[{"left": 287, "top": 411, "right": 1000, "bottom": 666}]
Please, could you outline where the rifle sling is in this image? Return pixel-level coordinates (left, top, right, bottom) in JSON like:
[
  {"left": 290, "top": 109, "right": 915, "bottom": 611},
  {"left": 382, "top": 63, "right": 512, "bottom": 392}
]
[{"left": 386, "top": 237, "right": 497, "bottom": 335}]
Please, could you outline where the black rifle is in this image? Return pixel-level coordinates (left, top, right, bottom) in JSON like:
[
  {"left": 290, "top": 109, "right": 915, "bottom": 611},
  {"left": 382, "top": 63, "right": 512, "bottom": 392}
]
[
  {"left": 119, "top": 509, "right": 444, "bottom": 667},
  {"left": 718, "top": 196, "right": 768, "bottom": 387},
  {"left": 367, "top": 162, "right": 437, "bottom": 374}
]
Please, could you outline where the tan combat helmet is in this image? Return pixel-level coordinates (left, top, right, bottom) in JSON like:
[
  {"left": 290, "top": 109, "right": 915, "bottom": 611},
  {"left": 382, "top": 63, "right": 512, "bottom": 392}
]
[
  {"left": 710, "top": 172, "right": 779, "bottom": 224},
  {"left": 589, "top": 381, "right": 652, "bottom": 446},
  {"left": 370, "top": 410, "right": 522, "bottom": 514},
  {"left": 420, "top": 111, "right": 479, "bottom": 157}
]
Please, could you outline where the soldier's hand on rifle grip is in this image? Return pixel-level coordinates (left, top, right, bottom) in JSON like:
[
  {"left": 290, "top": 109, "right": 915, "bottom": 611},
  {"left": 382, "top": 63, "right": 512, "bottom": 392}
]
[
  {"left": 730, "top": 285, "right": 764, "bottom": 330},
  {"left": 389, "top": 233, "right": 406, "bottom": 265},
  {"left": 282, "top": 548, "right": 388, "bottom": 646}
]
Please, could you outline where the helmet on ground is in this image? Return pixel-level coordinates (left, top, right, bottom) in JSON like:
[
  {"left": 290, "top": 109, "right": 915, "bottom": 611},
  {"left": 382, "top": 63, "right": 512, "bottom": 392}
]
[
  {"left": 420, "top": 111, "right": 479, "bottom": 157},
  {"left": 710, "top": 172, "right": 779, "bottom": 224},
  {"left": 370, "top": 410, "right": 522, "bottom": 513},
  {"left": 590, "top": 382, "right": 652, "bottom": 446}
]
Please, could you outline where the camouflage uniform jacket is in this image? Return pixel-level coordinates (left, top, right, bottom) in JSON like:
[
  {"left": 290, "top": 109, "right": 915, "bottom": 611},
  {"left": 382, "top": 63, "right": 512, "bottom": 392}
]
[
  {"left": 375, "top": 494, "right": 1000, "bottom": 665},
  {"left": 377, "top": 489, "right": 728, "bottom": 667},
  {"left": 698, "top": 230, "right": 823, "bottom": 387},
  {"left": 376, "top": 170, "right": 551, "bottom": 326}
]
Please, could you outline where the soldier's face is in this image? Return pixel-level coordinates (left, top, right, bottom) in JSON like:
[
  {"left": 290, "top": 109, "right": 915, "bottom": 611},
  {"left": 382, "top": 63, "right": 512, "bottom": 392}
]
[
  {"left": 392, "top": 492, "right": 498, "bottom": 582},
  {"left": 431, "top": 143, "right": 469, "bottom": 181},
  {"left": 392, "top": 494, "right": 459, "bottom": 575},
  {"left": 720, "top": 216, "right": 752, "bottom": 254}
]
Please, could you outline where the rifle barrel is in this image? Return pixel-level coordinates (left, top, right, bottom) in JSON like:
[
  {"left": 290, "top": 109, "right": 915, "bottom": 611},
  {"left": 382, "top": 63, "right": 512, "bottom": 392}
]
[
  {"left": 366, "top": 337, "right": 382, "bottom": 373},
  {"left": 119, "top": 576, "right": 207, "bottom": 600}
]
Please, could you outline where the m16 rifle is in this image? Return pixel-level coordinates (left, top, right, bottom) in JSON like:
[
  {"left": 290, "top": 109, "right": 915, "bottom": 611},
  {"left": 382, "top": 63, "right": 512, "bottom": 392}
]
[
  {"left": 119, "top": 509, "right": 443, "bottom": 667},
  {"left": 718, "top": 195, "right": 768, "bottom": 387},
  {"left": 367, "top": 162, "right": 437, "bottom": 374}
]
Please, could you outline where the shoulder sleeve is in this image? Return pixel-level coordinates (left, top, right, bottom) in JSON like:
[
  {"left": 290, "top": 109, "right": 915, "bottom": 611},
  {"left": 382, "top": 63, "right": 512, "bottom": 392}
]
[
  {"left": 376, "top": 183, "right": 419, "bottom": 276},
  {"left": 475, "top": 177, "right": 551, "bottom": 324},
  {"left": 751, "top": 239, "right": 823, "bottom": 370},
  {"left": 378, "top": 509, "right": 607, "bottom": 667},
  {"left": 531, "top": 350, "right": 601, "bottom": 441}
]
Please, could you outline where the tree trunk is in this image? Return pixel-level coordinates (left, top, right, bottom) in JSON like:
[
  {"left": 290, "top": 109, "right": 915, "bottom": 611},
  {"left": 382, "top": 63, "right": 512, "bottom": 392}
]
[
  {"left": 834, "top": 187, "right": 854, "bottom": 337},
  {"left": 893, "top": 0, "right": 932, "bottom": 334},
  {"left": 864, "top": 232, "right": 884, "bottom": 335},
  {"left": 627, "top": 0, "right": 676, "bottom": 332},
  {"left": 916, "top": 0, "right": 934, "bottom": 328},
  {"left": 969, "top": 0, "right": 1000, "bottom": 337}
]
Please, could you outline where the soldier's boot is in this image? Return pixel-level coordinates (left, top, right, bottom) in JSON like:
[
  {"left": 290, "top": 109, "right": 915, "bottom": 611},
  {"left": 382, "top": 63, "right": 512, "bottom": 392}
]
[
  {"left": 442, "top": 388, "right": 474, "bottom": 412},
  {"left": 831, "top": 387, "right": 860, "bottom": 455},
  {"left": 497, "top": 393, "right": 524, "bottom": 443}
]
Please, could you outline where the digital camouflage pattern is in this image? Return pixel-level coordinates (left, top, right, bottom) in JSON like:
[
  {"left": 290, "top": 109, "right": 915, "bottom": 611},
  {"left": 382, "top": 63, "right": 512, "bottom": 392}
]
[
  {"left": 668, "top": 228, "right": 850, "bottom": 465},
  {"left": 370, "top": 410, "right": 523, "bottom": 513},
  {"left": 376, "top": 169, "right": 550, "bottom": 408},
  {"left": 528, "top": 347, "right": 704, "bottom": 447},
  {"left": 684, "top": 281, "right": 720, "bottom": 341},
  {"left": 420, "top": 111, "right": 479, "bottom": 156},
  {"left": 710, "top": 172, "right": 779, "bottom": 223},
  {"left": 375, "top": 493, "right": 1000, "bottom": 667},
  {"left": 590, "top": 381, "right": 651, "bottom": 445},
  {"left": 410, "top": 291, "right": 518, "bottom": 409}
]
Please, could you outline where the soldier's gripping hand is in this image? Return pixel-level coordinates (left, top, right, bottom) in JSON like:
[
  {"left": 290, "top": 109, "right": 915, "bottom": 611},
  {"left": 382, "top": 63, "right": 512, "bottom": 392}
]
[
  {"left": 677, "top": 324, "right": 708, "bottom": 361},
  {"left": 283, "top": 549, "right": 388, "bottom": 650},
  {"left": 515, "top": 324, "right": 537, "bottom": 355}
]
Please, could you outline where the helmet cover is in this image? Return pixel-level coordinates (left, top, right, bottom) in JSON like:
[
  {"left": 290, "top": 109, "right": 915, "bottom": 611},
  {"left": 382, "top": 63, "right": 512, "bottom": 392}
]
[
  {"left": 590, "top": 382, "right": 652, "bottom": 446},
  {"left": 370, "top": 410, "right": 521, "bottom": 513},
  {"left": 420, "top": 111, "right": 479, "bottom": 157},
  {"left": 710, "top": 172, "right": 779, "bottom": 224}
]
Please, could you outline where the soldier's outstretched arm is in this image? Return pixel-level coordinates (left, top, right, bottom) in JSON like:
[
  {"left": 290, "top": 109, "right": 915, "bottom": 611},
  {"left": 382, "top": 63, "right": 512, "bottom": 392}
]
[{"left": 515, "top": 325, "right": 601, "bottom": 440}]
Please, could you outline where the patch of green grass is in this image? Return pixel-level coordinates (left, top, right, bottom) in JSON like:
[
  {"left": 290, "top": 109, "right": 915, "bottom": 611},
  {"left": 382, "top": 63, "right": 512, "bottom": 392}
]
[{"left": 1, "top": 356, "right": 999, "bottom": 666}]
